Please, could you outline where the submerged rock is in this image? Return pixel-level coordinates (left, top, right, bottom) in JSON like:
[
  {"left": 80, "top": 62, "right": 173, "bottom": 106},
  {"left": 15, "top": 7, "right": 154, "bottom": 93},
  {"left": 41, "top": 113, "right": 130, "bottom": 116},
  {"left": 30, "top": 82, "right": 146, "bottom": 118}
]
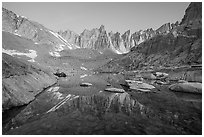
[
  {"left": 178, "top": 80, "right": 188, "bottom": 83},
  {"left": 155, "top": 80, "right": 168, "bottom": 85},
  {"left": 80, "top": 82, "right": 93, "bottom": 87},
  {"left": 142, "top": 73, "right": 157, "bottom": 80},
  {"left": 54, "top": 72, "right": 66, "bottom": 77},
  {"left": 104, "top": 88, "right": 125, "bottom": 93},
  {"left": 125, "top": 80, "right": 156, "bottom": 93},
  {"left": 169, "top": 82, "right": 202, "bottom": 94},
  {"left": 155, "top": 72, "right": 169, "bottom": 78}
]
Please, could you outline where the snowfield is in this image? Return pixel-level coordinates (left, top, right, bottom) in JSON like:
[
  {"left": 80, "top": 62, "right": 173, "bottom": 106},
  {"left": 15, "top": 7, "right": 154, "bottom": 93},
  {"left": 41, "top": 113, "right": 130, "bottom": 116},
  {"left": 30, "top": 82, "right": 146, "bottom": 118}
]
[{"left": 3, "top": 49, "right": 37, "bottom": 62}]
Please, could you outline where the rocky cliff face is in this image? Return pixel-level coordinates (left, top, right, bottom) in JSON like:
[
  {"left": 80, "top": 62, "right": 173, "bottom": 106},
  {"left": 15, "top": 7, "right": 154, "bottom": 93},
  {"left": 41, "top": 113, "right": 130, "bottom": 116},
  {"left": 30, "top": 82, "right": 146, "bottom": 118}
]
[
  {"left": 131, "top": 28, "right": 156, "bottom": 47},
  {"left": 94, "top": 25, "right": 110, "bottom": 51},
  {"left": 181, "top": 2, "right": 202, "bottom": 25},
  {"left": 108, "top": 31, "right": 128, "bottom": 54},
  {"left": 79, "top": 28, "right": 100, "bottom": 49},
  {"left": 156, "top": 23, "right": 171, "bottom": 34},
  {"left": 96, "top": 2, "right": 202, "bottom": 72},
  {"left": 2, "top": 7, "right": 22, "bottom": 33}
]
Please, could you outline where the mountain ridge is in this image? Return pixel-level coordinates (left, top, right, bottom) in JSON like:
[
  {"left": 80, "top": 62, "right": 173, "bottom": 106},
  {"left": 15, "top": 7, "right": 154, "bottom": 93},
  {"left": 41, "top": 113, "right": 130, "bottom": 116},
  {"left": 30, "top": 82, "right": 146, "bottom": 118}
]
[
  {"left": 58, "top": 21, "right": 180, "bottom": 54},
  {"left": 95, "top": 2, "right": 202, "bottom": 72},
  {"left": 2, "top": 6, "right": 184, "bottom": 54}
]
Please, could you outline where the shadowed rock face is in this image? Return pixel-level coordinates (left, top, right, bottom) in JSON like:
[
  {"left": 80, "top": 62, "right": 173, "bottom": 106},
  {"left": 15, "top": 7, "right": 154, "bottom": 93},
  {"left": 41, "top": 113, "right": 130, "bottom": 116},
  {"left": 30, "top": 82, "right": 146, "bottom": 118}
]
[
  {"left": 181, "top": 2, "right": 202, "bottom": 25},
  {"left": 156, "top": 23, "right": 171, "bottom": 34},
  {"left": 96, "top": 2, "right": 202, "bottom": 73},
  {"left": 2, "top": 8, "right": 23, "bottom": 32},
  {"left": 79, "top": 28, "right": 100, "bottom": 49},
  {"left": 94, "top": 25, "right": 110, "bottom": 51},
  {"left": 131, "top": 28, "right": 156, "bottom": 47},
  {"left": 121, "top": 30, "right": 131, "bottom": 50}
]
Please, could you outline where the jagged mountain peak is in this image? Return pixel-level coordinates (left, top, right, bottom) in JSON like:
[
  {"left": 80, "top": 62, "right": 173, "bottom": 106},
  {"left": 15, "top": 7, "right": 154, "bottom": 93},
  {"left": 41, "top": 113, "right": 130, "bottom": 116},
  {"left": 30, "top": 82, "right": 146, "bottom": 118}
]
[
  {"left": 156, "top": 22, "right": 171, "bottom": 34},
  {"left": 82, "top": 28, "right": 90, "bottom": 34},
  {"left": 115, "top": 32, "right": 121, "bottom": 36},
  {"left": 59, "top": 29, "right": 78, "bottom": 35},
  {"left": 3, "top": 7, "right": 28, "bottom": 20},
  {"left": 99, "top": 24, "right": 105, "bottom": 32},
  {"left": 124, "top": 30, "right": 131, "bottom": 35}
]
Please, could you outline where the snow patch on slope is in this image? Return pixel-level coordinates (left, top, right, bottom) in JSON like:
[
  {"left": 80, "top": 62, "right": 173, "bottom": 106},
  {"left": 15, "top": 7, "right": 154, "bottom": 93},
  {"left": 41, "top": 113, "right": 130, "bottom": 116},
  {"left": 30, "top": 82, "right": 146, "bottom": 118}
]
[
  {"left": 49, "top": 44, "right": 66, "bottom": 57},
  {"left": 14, "top": 33, "right": 21, "bottom": 37},
  {"left": 114, "top": 49, "right": 123, "bottom": 54},
  {"left": 3, "top": 49, "right": 37, "bottom": 61},
  {"left": 80, "top": 74, "right": 88, "bottom": 78},
  {"left": 54, "top": 44, "right": 65, "bottom": 52},
  {"left": 21, "top": 15, "right": 27, "bottom": 19},
  {"left": 80, "top": 66, "right": 87, "bottom": 70},
  {"left": 49, "top": 51, "right": 61, "bottom": 57}
]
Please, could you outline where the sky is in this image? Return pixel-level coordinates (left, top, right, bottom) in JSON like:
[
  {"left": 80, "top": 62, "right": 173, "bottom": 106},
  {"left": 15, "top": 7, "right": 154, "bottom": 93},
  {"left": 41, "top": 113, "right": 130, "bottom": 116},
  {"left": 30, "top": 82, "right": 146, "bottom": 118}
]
[{"left": 2, "top": 2, "right": 190, "bottom": 34}]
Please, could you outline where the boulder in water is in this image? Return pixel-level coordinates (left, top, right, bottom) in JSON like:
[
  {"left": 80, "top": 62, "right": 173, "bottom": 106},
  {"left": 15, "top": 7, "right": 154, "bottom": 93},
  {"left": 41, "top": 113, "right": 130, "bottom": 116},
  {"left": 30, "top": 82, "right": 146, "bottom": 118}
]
[
  {"left": 80, "top": 82, "right": 92, "bottom": 87},
  {"left": 125, "top": 80, "right": 156, "bottom": 93},
  {"left": 54, "top": 72, "right": 66, "bottom": 77},
  {"left": 155, "top": 80, "right": 168, "bottom": 85},
  {"left": 155, "top": 72, "right": 169, "bottom": 78},
  {"left": 178, "top": 80, "right": 188, "bottom": 83},
  {"left": 169, "top": 82, "right": 202, "bottom": 94},
  {"left": 104, "top": 88, "right": 125, "bottom": 93}
]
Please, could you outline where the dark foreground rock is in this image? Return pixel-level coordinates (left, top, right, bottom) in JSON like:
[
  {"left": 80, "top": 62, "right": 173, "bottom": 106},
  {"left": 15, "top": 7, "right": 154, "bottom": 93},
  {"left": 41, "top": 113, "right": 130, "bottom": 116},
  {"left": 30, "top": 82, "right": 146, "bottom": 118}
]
[
  {"left": 169, "top": 82, "right": 202, "bottom": 94},
  {"left": 2, "top": 53, "right": 57, "bottom": 111}
]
